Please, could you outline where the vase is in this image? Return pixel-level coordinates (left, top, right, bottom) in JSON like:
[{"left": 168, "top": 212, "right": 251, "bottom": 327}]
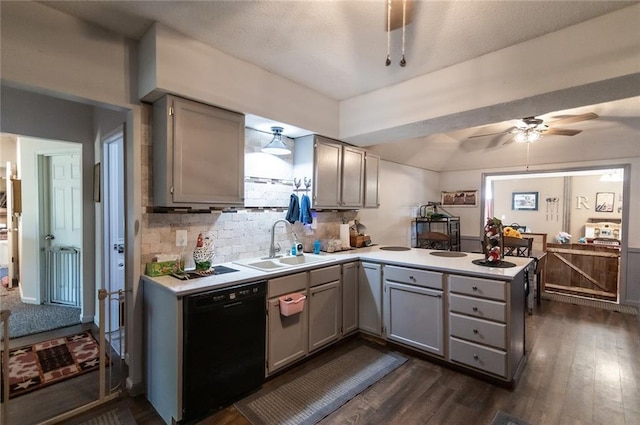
[{"left": 483, "top": 220, "right": 504, "bottom": 263}]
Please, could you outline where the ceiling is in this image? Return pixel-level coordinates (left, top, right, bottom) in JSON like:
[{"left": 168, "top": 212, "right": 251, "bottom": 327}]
[{"left": 41, "top": 1, "right": 640, "bottom": 171}]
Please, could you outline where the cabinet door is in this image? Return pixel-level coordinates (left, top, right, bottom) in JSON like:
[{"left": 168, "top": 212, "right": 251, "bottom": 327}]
[
  {"left": 267, "top": 295, "right": 308, "bottom": 374},
  {"left": 358, "top": 262, "right": 382, "bottom": 336},
  {"left": 313, "top": 137, "right": 342, "bottom": 208},
  {"left": 342, "top": 262, "right": 359, "bottom": 336},
  {"left": 171, "top": 96, "right": 244, "bottom": 205},
  {"left": 384, "top": 282, "right": 444, "bottom": 356},
  {"left": 308, "top": 281, "right": 340, "bottom": 352},
  {"left": 364, "top": 152, "right": 380, "bottom": 208},
  {"left": 341, "top": 146, "right": 365, "bottom": 208}
]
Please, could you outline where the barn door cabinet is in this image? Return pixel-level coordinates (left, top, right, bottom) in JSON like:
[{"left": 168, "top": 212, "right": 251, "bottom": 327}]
[
  {"left": 293, "top": 135, "right": 365, "bottom": 209},
  {"left": 152, "top": 95, "right": 245, "bottom": 208}
]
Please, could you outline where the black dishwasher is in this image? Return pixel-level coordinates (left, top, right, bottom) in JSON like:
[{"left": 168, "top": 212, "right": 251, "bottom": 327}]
[{"left": 182, "top": 281, "right": 266, "bottom": 423}]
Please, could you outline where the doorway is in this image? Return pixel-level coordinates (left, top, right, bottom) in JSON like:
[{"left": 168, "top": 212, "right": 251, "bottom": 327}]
[
  {"left": 483, "top": 165, "right": 628, "bottom": 303},
  {"left": 101, "top": 126, "right": 126, "bottom": 356}
]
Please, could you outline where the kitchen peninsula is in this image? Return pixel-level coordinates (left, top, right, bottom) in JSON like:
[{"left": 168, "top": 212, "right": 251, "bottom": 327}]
[{"left": 143, "top": 246, "right": 533, "bottom": 424}]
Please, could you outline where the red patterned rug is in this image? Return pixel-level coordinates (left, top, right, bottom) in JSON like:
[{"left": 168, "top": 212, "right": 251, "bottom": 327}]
[{"left": 1, "top": 331, "right": 107, "bottom": 400}]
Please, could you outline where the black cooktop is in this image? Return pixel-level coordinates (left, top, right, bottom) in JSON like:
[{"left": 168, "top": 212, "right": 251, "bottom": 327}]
[{"left": 172, "top": 265, "right": 239, "bottom": 280}]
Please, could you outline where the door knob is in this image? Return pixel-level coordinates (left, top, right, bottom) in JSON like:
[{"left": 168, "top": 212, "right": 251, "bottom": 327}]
[{"left": 45, "top": 234, "right": 55, "bottom": 240}]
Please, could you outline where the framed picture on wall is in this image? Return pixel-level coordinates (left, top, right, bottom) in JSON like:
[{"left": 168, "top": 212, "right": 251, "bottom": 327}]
[
  {"left": 512, "top": 192, "right": 538, "bottom": 211},
  {"left": 595, "top": 192, "right": 614, "bottom": 212},
  {"left": 441, "top": 190, "right": 478, "bottom": 207}
]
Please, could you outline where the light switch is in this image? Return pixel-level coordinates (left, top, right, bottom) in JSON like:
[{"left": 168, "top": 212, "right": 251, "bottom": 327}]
[{"left": 176, "top": 230, "right": 188, "bottom": 247}]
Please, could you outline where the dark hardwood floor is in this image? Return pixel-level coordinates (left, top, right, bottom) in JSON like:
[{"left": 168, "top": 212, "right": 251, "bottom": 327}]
[{"left": 17, "top": 300, "right": 639, "bottom": 425}]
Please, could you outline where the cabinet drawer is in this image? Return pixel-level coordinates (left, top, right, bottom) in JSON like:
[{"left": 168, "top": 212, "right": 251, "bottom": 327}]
[
  {"left": 450, "top": 337, "right": 507, "bottom": 377},
  {"left": 268, "top": 272, "right": 307, "bottom": 298},
  {"left": 384, "top": 266, "right": 443, "bottom": 290},
  {"left": 449, "top": 275, "right": 506, "bottom": 301},
  {"left": 310, "top": 265, "right": 341, "bottom": 287},
  {"left": 449, "top": 294, "right": 506, "bottom": 322},
  {"left": 449, "top": 313, "right": 506, "bottom": 350}
]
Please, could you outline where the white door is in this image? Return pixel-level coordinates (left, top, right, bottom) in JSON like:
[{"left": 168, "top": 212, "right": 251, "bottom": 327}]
[
  {"left": 103, "top": 130, "right": 125, "bottom": 332},
  {"left": 46, "top": 154, "right": 83, "bottom": 305}
]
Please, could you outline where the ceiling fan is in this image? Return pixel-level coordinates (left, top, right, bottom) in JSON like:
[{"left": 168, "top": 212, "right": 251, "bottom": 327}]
[{"left": 468, "top": 112, "right": 599, "bottom": 145}]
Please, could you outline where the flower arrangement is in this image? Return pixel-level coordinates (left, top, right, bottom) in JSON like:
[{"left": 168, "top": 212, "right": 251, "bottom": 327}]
[
  {"left": 503, "top": 227, "right": 522, "bottom": 239},
  {"left": 484, "top": 217, "right": 504, "bottom": 263}
]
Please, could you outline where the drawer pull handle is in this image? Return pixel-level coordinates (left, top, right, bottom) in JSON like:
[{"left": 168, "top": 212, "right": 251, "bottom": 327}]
[
  {"left": 472, "top": 306, "right": 478, "bottom": 311},
  {"left": 473, "top": 329, "right": 479, "bottom": 334},
  {"left": 473, "top": 354, "right": 479, "bottom": 360},
  {"left": 409, "top": 275, "right": 416, "bottom": 282},
  {"left": 472, "top": 286, "right": 478, "bottom": 291}
]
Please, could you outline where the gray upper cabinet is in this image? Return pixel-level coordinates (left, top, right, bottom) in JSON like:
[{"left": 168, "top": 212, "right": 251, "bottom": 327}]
[
  {"left": 152, "top": 95, "right": 245, "bottom": 207},
  {"left": 364, "top": 152, "right": 380, "bottom": 208},
  {"left": 294, "top": 134, "right": 365, "bottom": 209},
  {"left": 314, "top": 137, "right": 343, "bottom": 208}
]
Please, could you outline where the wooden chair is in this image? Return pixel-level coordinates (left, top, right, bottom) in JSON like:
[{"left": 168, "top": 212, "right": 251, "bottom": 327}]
[{"left": 503, "top": 236, "right": 533, "bottom": 257}]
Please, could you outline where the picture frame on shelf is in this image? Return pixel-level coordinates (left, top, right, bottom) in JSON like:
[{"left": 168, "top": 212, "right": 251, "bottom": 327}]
[
  {"left": 441, "top": 190, "right": 477, "bottom": 207},
  {"left": 512, "top": 192, "right": 538, "bottom": 211},
  {"left": 595, "top": 192, "right": 614, "bottom": 212}
]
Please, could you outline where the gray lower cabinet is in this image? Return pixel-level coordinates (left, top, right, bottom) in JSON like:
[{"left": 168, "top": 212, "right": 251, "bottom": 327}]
[
  {"left": 152, "top": 94, "right": 245, "bottom": 207},
  {"left": 358, "top": 262, "right": 382, "bottom": 336},
  {"left": 341, "top": 262, "right": 359, "bottom": 336},
  {"left": 383, "top": 266, "right": 444, "bottom": 356},
  {"left": 308, "top": 265, "right": 341, "bottom": 352},
  {"left": 267, "top": 272, "right": 308, "bottom": 375},
  {"left": 448, "top": 273, "right": 525, "bottom": 380}
]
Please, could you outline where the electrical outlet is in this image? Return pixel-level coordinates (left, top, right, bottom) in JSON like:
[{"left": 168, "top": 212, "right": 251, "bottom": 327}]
[{"left": 176, "top": 230, "right": 188, "bottom": 247}]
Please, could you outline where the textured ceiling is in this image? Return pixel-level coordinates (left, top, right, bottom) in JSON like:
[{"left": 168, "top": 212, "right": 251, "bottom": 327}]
[
  {"left": 42, "top": 0, "right": 635, "bottom": 101},
  {"left": 40, "top": 1, "right": 639, "bottom": 172}
]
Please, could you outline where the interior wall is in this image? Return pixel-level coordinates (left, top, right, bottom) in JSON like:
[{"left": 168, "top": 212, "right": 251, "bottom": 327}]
[
  {"left": 569, "top": 174, "right": 623, "bottom": 239},
  {"left": 492, "top": 177, "right": 566, "bottom": 237},
  {"left": 358, "top": 160, "right": 440, "bottom": 247},
  {"left": 140, "top": 23, "right": 339, "bottom": 138}
]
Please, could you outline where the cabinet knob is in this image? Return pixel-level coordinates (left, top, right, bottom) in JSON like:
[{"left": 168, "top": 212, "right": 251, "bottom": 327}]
[
  {"left": 472, "top": 286, "right": 478, "bottom": 291},
  {"left": 473, "top": 329, "right": 479, "bottom": 334},
  {"left": 473, "top": 354, "right": 479, "bottom": 360},
  {"left": 472, "top": 306, "right": 478, "bottom": 311}
]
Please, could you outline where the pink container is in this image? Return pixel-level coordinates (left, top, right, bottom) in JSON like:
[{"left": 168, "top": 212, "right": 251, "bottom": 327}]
[{"left": 278, "top": 293, "right": 307, "bottom": 316}]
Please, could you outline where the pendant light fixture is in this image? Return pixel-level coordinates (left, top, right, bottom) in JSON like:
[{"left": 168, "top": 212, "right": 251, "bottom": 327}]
[
  {"left": 261, "top": 126, "right": 291, "bottom": 156},
  {"left": 385, "top": 0, "right": 409, "bottom": 67}
]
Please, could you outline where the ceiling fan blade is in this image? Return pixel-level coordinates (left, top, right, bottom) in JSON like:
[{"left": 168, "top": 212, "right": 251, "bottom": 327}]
[
  {"left": 548, "top": 112, "right": 599, "bottom": 127},
  {"left": 386, "top": 0, "right": 414, "bottom": 31},
  {"left": 544, "top": 128, "right": 582, "bottom": 136},
  {"left": 502, "top": 136, "right": 516, "bottom": 146},
  {"left": 467, "top": 126, "right": 517, "bottom": 139}
]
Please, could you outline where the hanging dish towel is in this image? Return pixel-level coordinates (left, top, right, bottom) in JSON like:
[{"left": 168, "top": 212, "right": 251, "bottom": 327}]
[
  {"left": 300, "top": 194, "right": 313, "bottom": 225},
  {"left": 285, "top": 193, "right": 300, "bottom": 223}
]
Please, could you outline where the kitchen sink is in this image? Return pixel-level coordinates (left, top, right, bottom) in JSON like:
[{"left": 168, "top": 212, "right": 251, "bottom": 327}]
[
  {"left": 279, "top": 254, "right": 332, "bottom": 265},
  {"left": 234, "top": 254, "right": 334, "bottom": 271}
]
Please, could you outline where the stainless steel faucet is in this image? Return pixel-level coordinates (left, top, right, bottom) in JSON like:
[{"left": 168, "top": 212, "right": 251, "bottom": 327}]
[{"left": 267, "top": 219, "right": 290, "bottom": 259}]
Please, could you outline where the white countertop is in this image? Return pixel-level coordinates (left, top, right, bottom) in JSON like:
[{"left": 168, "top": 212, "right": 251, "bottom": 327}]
[{"left": 142, "top": 246, "right": 534, "bottom": 297}]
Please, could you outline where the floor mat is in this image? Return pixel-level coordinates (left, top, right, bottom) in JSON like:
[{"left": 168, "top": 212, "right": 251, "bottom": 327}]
[
  {"left": 491, "top": 410, "right": 533, "bottom": 425},
  {"left": 235, "top": 344, "right": 406, "bottom": 425},
  {"left": 1, "top": 330, "right": 107, "bottom": 400}
]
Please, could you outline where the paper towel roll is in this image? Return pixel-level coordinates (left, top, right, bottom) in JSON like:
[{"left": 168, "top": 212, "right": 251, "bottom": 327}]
[{"left": 340, "top": 224, "right": 350, "bottom": 249}]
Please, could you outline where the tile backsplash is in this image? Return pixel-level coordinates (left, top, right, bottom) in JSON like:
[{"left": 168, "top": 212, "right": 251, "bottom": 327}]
[{"left": 140, "top": 105, "right": 360, "bottom": 268}]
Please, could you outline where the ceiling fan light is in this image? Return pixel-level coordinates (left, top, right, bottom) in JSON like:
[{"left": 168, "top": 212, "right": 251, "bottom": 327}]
[
  {"left": 528, "top": 130, "right": 542, "bottom": 142},
  {"left": 262, "top": 126, "right": 291, "bottom": 156},
  {"left": 514, "top": 131, "right": 528, "bottom": 143}
]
